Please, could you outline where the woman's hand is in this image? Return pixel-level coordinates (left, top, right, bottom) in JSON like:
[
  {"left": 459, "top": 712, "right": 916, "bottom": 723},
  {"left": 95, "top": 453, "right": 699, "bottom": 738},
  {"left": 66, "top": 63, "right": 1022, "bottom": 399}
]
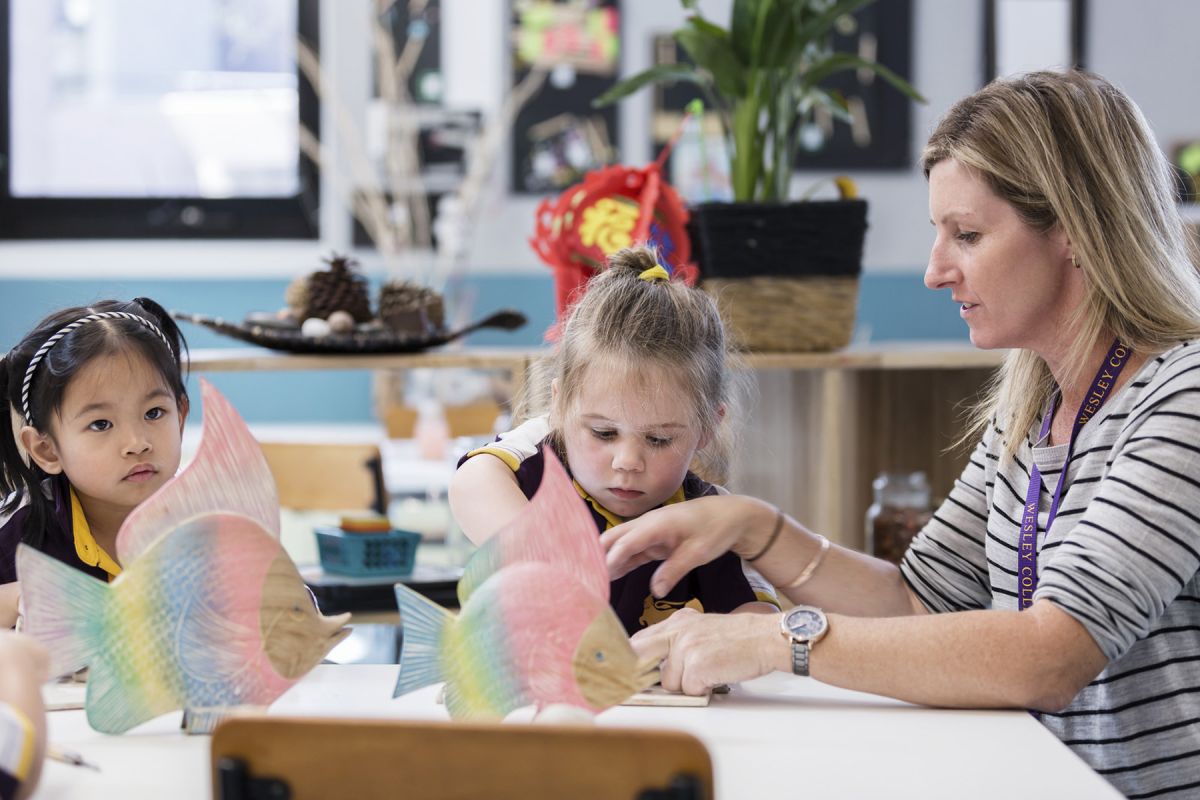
[
  {"left": 631, "top": 609, "right": 788, "bottom": 695},
  {"left": 601, "top": 495, "right": 774, "bottom": 597}
]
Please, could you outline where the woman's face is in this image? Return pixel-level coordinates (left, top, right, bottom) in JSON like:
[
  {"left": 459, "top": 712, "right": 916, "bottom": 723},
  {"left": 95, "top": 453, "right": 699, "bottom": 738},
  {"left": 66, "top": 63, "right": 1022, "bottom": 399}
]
[{"left": 925, "top": 159, "right": 1080, "bottom": 359}]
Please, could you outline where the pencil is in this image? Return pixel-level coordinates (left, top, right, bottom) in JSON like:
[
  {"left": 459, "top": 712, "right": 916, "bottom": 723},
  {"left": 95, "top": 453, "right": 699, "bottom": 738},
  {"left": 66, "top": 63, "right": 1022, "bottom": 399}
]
[{"left": 46, "top": 745, "right": 101, "bottom": 772}]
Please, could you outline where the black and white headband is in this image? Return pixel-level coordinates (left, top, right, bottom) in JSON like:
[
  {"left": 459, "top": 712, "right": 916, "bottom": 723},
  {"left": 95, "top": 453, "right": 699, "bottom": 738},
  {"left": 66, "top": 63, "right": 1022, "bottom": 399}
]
[{"left": 21, "top": 311, "right": 172, "bottom": 427}]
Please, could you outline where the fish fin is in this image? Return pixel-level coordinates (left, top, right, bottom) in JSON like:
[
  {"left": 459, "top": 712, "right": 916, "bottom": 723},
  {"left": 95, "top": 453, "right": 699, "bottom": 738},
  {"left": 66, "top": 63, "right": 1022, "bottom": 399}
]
[
  {"left": 84, "top": 662, "right": 173, "bottom": 734},
  {"left": 15, "top": 544, "right": 107, "bottom": 677},
  {"left": 443, "top": 682, "right": 503, "bottom": 721},
  {"left": 458, "top": 448, "right": 608, "bottom": 604},
  {"left": 393, "top": 584, "right": 452, "bottom": 698},
  {"left": 182, "top": 707, "right": 259, "bottom": 735},
  {"left": 456, "top": 538, "right": 502, "bottom": 606},
  {"left": 116, "top": 379, "right": 280, "bottom": 563},
  {"left": 175, "top": 584, "right": 259, "bottom": 686}
]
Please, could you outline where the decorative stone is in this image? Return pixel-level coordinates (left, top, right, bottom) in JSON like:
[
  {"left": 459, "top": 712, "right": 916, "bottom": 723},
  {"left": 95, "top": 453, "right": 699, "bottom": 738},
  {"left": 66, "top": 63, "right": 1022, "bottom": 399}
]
[
  {"left": 326, "top": 310, "right": 355, "bottom": 334},
  {"left": 301, "top": 317, "right": 332, "bottom": 338}
]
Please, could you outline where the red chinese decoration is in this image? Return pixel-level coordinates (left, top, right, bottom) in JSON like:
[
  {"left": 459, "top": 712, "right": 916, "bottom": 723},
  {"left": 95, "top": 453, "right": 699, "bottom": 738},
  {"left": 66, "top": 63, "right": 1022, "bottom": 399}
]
[{"left": 530, "top": 143, "right": 694, "bottom": 339}]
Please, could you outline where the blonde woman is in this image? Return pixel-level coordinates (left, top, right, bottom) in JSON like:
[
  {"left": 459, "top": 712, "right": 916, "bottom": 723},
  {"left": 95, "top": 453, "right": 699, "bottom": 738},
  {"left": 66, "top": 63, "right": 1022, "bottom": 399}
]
[{"left": 603, "top": 70, "right": 1200, "bottom": 798}]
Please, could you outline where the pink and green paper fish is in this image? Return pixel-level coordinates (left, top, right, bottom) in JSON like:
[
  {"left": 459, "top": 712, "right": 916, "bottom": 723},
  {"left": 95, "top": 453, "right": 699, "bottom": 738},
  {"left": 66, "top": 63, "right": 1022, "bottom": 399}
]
[
  {"left": 393, "top": 448, "right": 657, "bottom": 719},
  {"left": 17, "top": 380, "right": 350, "bottom": 734}
]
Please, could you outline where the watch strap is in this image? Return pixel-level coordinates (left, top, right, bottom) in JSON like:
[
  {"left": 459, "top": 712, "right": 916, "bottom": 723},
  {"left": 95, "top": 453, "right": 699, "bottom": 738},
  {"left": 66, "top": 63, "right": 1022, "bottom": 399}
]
[{"left": 792, "top": 640, "right": 811, "bottom": 677}]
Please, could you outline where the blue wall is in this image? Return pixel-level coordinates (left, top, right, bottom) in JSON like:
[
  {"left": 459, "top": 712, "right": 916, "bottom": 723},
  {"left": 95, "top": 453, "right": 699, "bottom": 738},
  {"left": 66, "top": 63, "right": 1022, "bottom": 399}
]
[{"left": 0, "top": 273, "right": 967, "bottom": 423}]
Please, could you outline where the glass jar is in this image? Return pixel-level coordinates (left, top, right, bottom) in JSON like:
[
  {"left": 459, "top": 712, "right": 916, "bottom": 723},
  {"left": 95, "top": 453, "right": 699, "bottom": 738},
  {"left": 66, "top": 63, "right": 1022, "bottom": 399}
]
[{"left": 865, "top": 471, "right": 933, "bottom": 564}]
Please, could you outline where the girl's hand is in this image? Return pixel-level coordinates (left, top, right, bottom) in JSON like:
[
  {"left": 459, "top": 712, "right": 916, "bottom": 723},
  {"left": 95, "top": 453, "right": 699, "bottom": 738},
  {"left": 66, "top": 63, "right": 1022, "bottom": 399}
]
[
  {"left": 0, "top": 582, "right": 20, "bottom": 629},
  {"left": 630, "top": 608, "right": 788, "bottom": 695},
  {"left": 0, "top": 631, "right": 48, "bottom": 682},
  {"left": 600, "top": 495, "right": 773, "bottom": 597}
]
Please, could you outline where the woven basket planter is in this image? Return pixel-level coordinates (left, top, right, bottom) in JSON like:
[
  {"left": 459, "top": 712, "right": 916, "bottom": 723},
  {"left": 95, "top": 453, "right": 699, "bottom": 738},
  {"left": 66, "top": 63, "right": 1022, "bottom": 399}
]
[{"left": 689, "top": 200, "right": 868, "bottom": 352}]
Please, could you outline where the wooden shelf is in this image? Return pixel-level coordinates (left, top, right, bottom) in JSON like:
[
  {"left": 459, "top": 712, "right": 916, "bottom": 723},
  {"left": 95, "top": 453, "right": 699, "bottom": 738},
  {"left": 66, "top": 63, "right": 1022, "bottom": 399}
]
[
  {"left": 185, "top": 346, "right": 535, "bottom": 373},
  {"left": 186, "top": 341, "right": 1004, "bottom": 374}
]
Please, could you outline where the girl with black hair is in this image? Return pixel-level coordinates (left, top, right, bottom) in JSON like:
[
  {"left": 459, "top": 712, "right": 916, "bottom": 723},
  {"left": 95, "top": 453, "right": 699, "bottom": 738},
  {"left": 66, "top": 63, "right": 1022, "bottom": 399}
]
[{"left": 0, "top": 298, "right": 189, "bottom": 627}]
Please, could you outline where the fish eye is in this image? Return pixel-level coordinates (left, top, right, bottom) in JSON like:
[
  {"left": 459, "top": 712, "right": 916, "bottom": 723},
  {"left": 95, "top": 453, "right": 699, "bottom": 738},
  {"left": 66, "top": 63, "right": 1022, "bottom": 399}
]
[{"left": 595, "top": 650, "right": 605, "bottom": 663}]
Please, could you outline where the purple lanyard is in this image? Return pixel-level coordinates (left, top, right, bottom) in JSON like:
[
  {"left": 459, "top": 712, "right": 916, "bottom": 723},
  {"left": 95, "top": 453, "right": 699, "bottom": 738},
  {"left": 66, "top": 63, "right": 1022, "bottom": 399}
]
[{"left": 1017, "top": 340, "right": 1130, "bottom": 610}]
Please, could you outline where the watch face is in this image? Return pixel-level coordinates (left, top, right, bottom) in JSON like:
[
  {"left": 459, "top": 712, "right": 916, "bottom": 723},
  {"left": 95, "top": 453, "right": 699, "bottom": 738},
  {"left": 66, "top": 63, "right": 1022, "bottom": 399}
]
[{"left": 784, "top": 606, "right": 827, "bottom": 640}]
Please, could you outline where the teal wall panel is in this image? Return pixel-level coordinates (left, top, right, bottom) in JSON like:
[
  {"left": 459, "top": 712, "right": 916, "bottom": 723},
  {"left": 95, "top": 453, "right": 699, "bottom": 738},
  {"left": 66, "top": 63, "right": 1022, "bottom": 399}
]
[{"left": 0, "top": 273, "right": 966, "bottom": 423}]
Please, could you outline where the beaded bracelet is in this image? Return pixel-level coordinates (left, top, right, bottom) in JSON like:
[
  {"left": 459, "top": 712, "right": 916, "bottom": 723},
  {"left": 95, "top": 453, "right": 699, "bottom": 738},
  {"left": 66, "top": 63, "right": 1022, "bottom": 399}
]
[
  {"left": 746, "top": 506, "right": 785, "bottom": 562},
  {"left": 784, "top": 534, "right": 831, "bottom": 590}
]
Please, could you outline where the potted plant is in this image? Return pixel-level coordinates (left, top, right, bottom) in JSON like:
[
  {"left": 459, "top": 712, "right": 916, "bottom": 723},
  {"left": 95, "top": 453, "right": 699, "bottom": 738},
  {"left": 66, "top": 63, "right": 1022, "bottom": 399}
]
[{"left": 594, "top": 0, "right": 924, "bottom": 351}]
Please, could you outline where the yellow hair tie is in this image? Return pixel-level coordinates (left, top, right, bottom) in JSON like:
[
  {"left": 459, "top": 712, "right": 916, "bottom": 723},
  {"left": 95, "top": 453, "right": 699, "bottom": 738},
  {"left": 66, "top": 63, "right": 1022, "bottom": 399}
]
[{"left": 638, "top": 265, "right": 670, "bottom": 283}]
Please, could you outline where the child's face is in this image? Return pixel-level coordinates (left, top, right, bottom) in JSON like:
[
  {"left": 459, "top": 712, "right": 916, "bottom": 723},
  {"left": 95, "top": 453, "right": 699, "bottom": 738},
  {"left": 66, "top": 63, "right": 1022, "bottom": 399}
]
[
  {"left": 559, "top": 365, "right": 707, "bottom": 519},
  {"left": 37, "top": 351, "right": 185, "bottom": 523}
]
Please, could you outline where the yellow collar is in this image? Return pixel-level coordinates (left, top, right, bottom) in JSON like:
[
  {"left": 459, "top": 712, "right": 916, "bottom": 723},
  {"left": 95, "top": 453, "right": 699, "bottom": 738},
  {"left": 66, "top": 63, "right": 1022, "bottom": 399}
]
[
  {"left": 571, "top": 481, "right": 687, "bottom": 530},
  {"left": 69, "top": 487, "right": 122, "bottom": 580}
]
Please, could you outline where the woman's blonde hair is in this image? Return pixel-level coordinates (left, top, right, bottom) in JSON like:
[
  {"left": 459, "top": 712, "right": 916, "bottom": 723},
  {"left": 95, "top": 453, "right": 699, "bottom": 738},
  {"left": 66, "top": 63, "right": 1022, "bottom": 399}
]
[
  {"left": 515, "top": 246, "right": 746, "bottom": 484},
  {"left": 923, "top": 70, "right": 1200, "bottom": 458}
]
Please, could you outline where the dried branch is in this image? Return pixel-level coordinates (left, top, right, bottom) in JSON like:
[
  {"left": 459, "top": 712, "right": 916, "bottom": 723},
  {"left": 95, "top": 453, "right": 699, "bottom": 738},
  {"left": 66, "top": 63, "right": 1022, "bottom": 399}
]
[
  {"left": 374, "top": 0, "right": 432, "bottom": 251},
  {"left": 426, "top": 66, "right": 548, "bottom": 292},
  {"left": 297, "top": 36, "right": 402, "bottom": 264}
]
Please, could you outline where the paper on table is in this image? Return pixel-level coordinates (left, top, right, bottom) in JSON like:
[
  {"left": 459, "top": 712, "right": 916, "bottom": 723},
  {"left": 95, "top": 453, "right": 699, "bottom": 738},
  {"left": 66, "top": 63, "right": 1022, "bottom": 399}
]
[
  {"left": 43, "top": 680, "right": 87, "bottom": 712},
  {"left": 622, "top": 684, "right": 712, "bottom": 707}
]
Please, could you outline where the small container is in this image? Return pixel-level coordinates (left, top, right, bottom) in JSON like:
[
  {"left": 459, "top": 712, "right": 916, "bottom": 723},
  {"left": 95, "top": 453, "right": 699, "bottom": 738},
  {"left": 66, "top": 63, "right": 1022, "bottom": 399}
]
[
  {"left": 865, "top": 471, "right": 933, "bottom": 564},
  {"left": 414, "top": 400, "right": 450, "bottom": 460},
  {"left": 315, "top": 526, "right": 421, "bottom": 577}
]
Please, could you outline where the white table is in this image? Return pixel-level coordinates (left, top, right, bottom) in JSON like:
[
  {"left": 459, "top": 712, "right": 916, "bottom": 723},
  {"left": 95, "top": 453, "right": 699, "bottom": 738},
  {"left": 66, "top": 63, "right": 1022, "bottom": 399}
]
[{"left": 33, "top": 664, "right": 1119, "bottom": 799}]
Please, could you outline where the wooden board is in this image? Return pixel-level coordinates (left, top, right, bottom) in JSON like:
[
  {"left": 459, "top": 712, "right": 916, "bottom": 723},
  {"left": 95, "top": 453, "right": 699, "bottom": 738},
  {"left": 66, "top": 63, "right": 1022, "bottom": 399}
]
[
  {"left": 211, "top": 716, "right": 713, "bottom": 800},
  {"left": 259, "top": 442, "right": 383, "bottom": 512}
]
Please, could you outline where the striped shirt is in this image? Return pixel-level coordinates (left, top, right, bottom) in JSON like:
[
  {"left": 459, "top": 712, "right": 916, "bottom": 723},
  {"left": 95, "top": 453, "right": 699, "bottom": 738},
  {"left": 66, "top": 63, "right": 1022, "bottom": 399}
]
[{"left": 901, "top": 341, "right": 1200, "bottom": 799}]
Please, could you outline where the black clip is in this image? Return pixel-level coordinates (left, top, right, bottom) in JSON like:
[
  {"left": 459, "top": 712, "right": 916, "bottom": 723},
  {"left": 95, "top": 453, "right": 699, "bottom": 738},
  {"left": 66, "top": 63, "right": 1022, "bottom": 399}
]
[
  {"left": 637, "top": 773, "right": 706, "bottom": 800},
  {"left": 216, "top": 756, "right": 293, "bottom": 800}
]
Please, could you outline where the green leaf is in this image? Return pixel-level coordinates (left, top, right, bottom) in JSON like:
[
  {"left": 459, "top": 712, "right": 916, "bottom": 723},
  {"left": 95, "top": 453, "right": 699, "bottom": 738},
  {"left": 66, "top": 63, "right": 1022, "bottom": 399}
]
[
  {"left": 731, "top": 100, "right": 764, "bottom": 201},
  {"left": 676, "top": 21, "right": 746, "bottom": 99},
  {"left": 591, "top": 63, "right": 709, "bottom": 108},
  {"left": 809, "top": 89, "right": 852, "bottom": 123},
  {"left": 792, "top": 0, "right": 876, "bottom": 48},
  {"left": 800, "top": 52, "right": 925, "bottom": 103},
  {"left": 731, "top": 0, "right": 771, "bottom": 67}
]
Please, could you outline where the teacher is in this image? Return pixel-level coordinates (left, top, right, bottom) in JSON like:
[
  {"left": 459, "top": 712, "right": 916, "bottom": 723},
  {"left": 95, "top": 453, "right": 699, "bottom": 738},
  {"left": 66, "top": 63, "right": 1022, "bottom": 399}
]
[{"left": 601, "top": 70, "right": 1200, "bottom": 799}]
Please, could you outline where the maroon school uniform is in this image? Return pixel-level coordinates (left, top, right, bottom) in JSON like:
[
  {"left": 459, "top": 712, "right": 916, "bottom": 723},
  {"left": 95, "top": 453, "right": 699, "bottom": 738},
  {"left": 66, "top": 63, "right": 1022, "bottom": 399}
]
[
  {"left": 462, "top": 441, "right": 778, "bottom": 635},
  {"left": 0, "top": 474, "right": 108, "bottom": 585}
]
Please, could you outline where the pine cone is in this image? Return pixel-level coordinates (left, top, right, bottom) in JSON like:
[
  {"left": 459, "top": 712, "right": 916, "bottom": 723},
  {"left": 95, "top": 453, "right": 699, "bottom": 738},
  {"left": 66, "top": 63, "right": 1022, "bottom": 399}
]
[
  {"left": 378, "top": 280, "right": 445, "bottom": 335},
  {"left": 284, "top": 273, "right": 310, "bottom": 312},
  {"left": 303, "top": 253, "right": 372, "bottom": 323}
]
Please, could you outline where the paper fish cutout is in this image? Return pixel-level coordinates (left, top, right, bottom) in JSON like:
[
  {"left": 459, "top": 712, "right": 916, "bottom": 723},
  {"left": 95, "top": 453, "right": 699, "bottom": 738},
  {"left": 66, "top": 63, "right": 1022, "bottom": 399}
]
[
  {"left": 457, "top": 448, "right": 608, "bottom": 604},
  {"left": 117, "top": 379, "right": 281, "bottom": 563},
  {"left": 17, "top": 380, "right": 350, "bottom": 733},
  {"left": 17, "top": 517, "right": 349, "bottom": 733},
  {"left": 394, "top": 449, "right": 656, "bottom": 719}
]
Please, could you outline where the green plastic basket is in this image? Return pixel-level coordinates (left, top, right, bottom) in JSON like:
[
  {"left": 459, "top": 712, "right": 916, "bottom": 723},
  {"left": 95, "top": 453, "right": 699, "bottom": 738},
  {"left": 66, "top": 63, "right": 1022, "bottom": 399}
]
[{"left": 315, "top": 526, "right": 421, "bottom": 577}]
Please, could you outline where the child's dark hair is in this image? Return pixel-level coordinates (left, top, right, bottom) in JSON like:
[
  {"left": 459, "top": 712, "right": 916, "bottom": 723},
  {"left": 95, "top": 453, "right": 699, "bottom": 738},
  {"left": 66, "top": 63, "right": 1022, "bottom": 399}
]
[
  {"left": 520, "top": 246, "right": 746, "bottom": 484},
  {"left": 0, "top": 297, "right": 188, "bottom": 548}
]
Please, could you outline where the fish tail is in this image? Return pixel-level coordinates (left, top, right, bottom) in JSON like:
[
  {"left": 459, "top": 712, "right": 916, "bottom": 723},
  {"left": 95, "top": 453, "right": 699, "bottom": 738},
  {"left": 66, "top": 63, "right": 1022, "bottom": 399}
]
[
  {"left": 15, "top": 544, "right": 108, "bottom": 676},
  {"left": 393, "top": 584, "right": 453, "bottom": 698}
]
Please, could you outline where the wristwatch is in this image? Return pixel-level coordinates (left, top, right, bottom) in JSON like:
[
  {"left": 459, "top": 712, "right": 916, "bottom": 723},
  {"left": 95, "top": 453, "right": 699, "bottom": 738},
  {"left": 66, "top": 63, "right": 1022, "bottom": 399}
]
[{"left": 780, "top": 605, "right": 829, "bottom": 677}]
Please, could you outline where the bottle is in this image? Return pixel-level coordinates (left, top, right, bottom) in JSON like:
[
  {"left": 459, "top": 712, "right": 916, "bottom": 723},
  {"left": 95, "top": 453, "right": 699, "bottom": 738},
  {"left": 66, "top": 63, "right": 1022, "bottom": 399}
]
[
  {"left": 414, "top": 400, "right": 450, "bottom": 461},
  {"left": 865, "top": 471, "right": 933, "bottom": 564}
]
